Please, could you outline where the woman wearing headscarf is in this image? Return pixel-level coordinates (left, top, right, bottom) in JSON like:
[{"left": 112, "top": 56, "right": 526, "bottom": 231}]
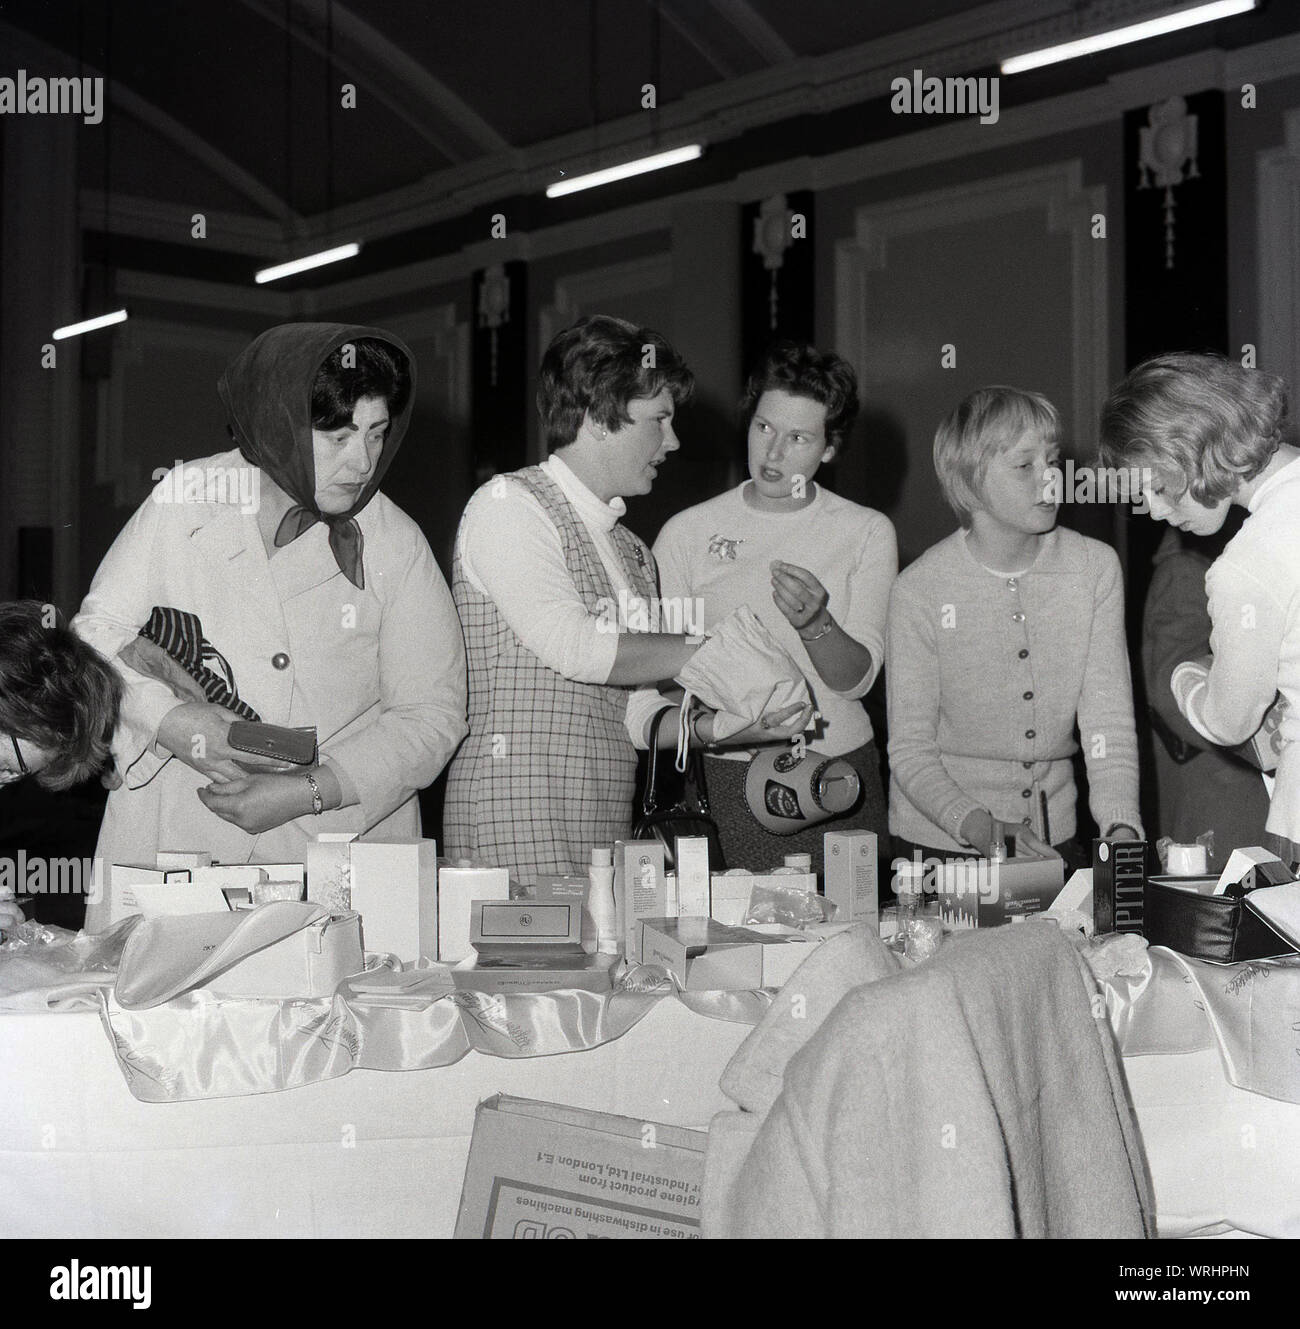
[{"left": 73, "top": 323, "right": 467, "bottom": 930}]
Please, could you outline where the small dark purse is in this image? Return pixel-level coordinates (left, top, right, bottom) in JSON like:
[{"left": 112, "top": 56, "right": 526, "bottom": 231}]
[{"left": 632, "top": 707, "right": 727, "bottom": 872}]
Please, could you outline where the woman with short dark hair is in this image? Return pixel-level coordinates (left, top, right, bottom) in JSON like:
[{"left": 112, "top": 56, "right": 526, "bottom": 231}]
[
  {"left": 73, "top": 323, "right": 467, "bottom": 930},
  {"left": 445, "top": 315, "right": 808, "bottom": 882},
  {"left": 643, "top": 342, "right": 897, "bottom": 871}
]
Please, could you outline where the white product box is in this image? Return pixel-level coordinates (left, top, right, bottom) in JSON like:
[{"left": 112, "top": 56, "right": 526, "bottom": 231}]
[
  {"left": 709, "top": 871, "right": 755, "bottom": 926},
  {"left": 674, "top": 836, "right": 711, "bottom": 917},
  {"left": 307, "top": 833, "right": 357, "bottom": 912},
  {"left": 156, "top": 851, "right": 213, "bottom": 870},
  {"left": 614, "top": 840, "right": 667, "bottom": 962},
  {"left": 437, "top": 858, "right": 511, "bottom": 962},
  {"left": 823, "top": 831, "right": 879, "bottom": 929},
  {"left": 350, "top": 839, "right": 439, "bottom": 962},
  {"left": 107, "top": 864, "right": 192, "bottom": 925}
]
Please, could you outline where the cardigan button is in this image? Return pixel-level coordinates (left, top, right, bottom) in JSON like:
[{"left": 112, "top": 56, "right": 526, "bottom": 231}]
[
  {"left": 1018, "top": 649, "right": 1029, "bottom": 659},
  {"left": 1025, "top": 729, "right": 1036, "bottom": 739},
  {"left": 1022, "top": 761, "right": 1033, "bottom": 769},
  {"left": 272, "top": 652, "right": 291, "bottom": 671},
  {"left": 1012, "top": 612, "right": 1025, "bottom": 622},
  {"left": 1023, "top": 690, "right": 1034, "bottom": 700},
  {"left": 1022, "top": 789, "right": 1032, "bottom": 799}
]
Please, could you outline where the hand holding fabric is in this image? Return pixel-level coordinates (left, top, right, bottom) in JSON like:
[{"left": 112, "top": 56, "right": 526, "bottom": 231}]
[{"left": 675, "top": 605, "right": 812, "bottom": 740}]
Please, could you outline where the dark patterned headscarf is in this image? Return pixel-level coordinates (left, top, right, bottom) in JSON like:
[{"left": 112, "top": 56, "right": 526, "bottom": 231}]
[{"left": 218, "top": 323, "right": 415, "bottom": 589}]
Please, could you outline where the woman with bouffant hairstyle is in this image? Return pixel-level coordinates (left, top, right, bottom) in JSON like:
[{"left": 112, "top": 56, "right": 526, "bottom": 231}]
[
  {"left": 1100, "top": 351, "right": 1300, "bottom": 863},
  {"left": 0, "top": 600, "right": 122, "bottom": 791}
]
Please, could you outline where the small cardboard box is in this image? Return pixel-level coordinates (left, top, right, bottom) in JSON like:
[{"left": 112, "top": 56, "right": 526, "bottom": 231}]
[
  {"left": 639, "top": 916, "right": 815, "bottom": 991},
  {"left": 437, "top": 859, "right": 511, "bottom": 962},
  {"left": 349, "top": 838, "right": 438, "bottom": 961},
  {"left": 709, "top": 871, "right": 755, "bottom": 926},
  {"left": 306, "top": 833, "right": 357, "bottom": 912},
  {"left": 454, "top": 1095, "right": 705, "bottom": 1239},
  {"left": 674, "top": 836, "right": 711, "bottom": 917},
  {"left": 1092, "top": 838, "right": 1148, "bottom": 934},
  {"left": 203, "top": 910, "right": 364, "bottom": 999},
  {"left": 451, "top": 951, "right": 617, "bottom": 995},
  {"left": 614, "top": 840, "right": 667, "bottom": 962},
  {"left": 938, "top": 851, "right": 1064, "bottom": 929},
  {"left": 823, "top": 831, "right": 878, "bottom": 929},
  {"left": 106, "top": 864, "right": 193, "bottom": 925}
]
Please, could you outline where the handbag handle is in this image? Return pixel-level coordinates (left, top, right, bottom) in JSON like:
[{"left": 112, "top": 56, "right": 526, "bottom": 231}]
[{"left": 643, "top": 704, "right": 712, "bottom": 818}]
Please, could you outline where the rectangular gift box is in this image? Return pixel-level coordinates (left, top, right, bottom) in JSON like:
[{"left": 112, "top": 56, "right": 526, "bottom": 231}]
[
  {"left": 674, "top": 836, "right": 711, "bottom": 917},
  {"left": 349, "top": 839, "right": 438, "bottom": 962},
  {"left": 437, "top": 859, "right": 511, "bottom": 962},
  {"left": 709, "top": 871, "right": 755, "bottom": 926},
  {"left": 451, "top": 951, "right": 617, "bottom": 995},
  {"left": 823, "top": 830, "right": 878, "bottom": 928},
  {"left": 106, "top": 864, "right": 195, "bottom": 925},
  {"left": 1093, "top": 838, "right": 1148, "bottom": 934},
  {"left": 938, "top": 850, "right": 1064, "bottom": 929},
  {"left": 615, "top": 840, "right": 667, "bottom": 962},
  {"left": 639, "top": 916, "right": 816, "bottom": 991},
  {"left": 455, "top": 1095, "right": 706, "bottom": 1239},
  {"left": 306, "top": 833, "right": 357, "bottom": 913}
]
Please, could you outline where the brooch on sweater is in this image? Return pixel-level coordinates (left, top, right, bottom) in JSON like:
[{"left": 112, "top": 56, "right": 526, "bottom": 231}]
[{"left": 708, "top": 534, "right": 744, "bottom": 562}]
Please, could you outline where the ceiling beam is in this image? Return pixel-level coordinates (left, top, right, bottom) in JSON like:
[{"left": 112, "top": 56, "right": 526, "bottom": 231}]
[
  {"left": 0, "top": 17, "right": 297, "bottom": 224},
  {"left": 658, "top": 0, "right": 741, "bottom": 79},
  {"left": 235, "top": 0, "right": 511, "bottom": 161},
  {"left": 704, "top": 0, "right": 796, "bottom": 65}
]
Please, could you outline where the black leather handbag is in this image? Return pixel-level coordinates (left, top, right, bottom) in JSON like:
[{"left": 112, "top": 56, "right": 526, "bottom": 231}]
[
  {"left": 1144, "top": 876, "right": 1294, "bottom": 963},
  {"left": 632, "top": 707, "right": 727, "bottom": 872}
]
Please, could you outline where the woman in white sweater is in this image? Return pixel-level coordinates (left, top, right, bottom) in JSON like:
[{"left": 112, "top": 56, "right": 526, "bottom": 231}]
[
  {"left": 1100, "top": 352, "right": 1300, "bottom": 866},
  {"left": 886, "top": 386, "right": 1143, "bottom": 876},
  {"left": 650, "top": 342, "right": 897, "bottom": 872}
]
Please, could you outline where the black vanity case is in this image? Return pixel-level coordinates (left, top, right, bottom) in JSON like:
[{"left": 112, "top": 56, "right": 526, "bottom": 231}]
[{"left": 1144, "top": 875, "right": 1293, "bottom": 963}]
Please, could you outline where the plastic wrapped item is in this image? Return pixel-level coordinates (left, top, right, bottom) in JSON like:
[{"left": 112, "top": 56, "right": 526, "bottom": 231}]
[
  {"left": 1156, "top": 831, "right": 1213, "bottom": 877},
  {"left": 904, "top": 916, "right": 944, "bottom": 962},
  {"left": 744, "top": 878, "right": 836, "bottom": 928},
  {"left": 0, "top": 915, "right": 139, "bottom": 971}
]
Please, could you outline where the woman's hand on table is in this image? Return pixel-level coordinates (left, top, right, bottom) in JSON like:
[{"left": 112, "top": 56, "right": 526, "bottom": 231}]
[
  {"left": 769, "top": 561, "right": 829, "bottom": 633},
  {"left": 156, "top": 702, "right": 290, "bottom": 783},
  {"left": 196, "top": 766, "right": 341, "bottom": 835},
  {"left": 960, "top": 809, "right": 1060, "bottom": 860}
]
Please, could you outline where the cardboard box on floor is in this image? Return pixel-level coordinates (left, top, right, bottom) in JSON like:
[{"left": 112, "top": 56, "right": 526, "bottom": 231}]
[{"left": 454, "top": 1095, "right": 705, "bottom": 1239}]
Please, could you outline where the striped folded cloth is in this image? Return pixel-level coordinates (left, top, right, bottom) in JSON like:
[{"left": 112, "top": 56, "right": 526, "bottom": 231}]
[{"left": 119, "top": 606, "right": 261, "bottom": 721}]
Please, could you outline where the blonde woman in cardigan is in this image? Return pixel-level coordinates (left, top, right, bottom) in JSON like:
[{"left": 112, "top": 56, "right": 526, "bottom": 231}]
[{"left": 886, "top": 387, "right": 1143, "bottom": 875}]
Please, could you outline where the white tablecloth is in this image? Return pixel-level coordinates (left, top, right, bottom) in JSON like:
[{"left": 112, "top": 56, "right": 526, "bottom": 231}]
[{"left": 2, "top": 1001, "right": 1298, "bottom": 1238}]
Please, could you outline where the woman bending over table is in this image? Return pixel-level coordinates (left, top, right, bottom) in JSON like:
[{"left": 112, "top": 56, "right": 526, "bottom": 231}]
[
  {"left": 0, "top": 600, "right": 122, "bottom": 932},
  {"left": 73, "top": 324, "right": 468, "bottom": 931},
  {"left": 1100, "top": 352, "right": 1300, "bottom": 867},
  {"left": 886, "top": 386, "right": 1143, "bottom": 878}
]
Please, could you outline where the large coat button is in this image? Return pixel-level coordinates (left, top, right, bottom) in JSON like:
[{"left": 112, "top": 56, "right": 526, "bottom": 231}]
[{"left": 272, "top": 652, "right": 291, "bottom": 670}]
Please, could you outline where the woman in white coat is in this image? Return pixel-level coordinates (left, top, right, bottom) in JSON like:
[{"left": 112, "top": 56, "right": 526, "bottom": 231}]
[{"left": 74, "top": 323, "right": 468, "bottom": 930}]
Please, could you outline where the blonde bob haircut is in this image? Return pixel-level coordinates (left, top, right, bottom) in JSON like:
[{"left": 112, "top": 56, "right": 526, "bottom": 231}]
[
  {"left": 1099, "top": 352, "right": 1288, "bottom": 504},
  {"left": 933, "top": 386, "right": 1061, "bottom": 529}
]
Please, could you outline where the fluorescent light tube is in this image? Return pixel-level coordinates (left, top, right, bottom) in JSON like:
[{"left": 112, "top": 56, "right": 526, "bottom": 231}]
[
  {"left": 546, "top": 144, "right": 704, "bottom": 198},
  {"left": 52, "top": 309, "right": 128, "bottom": 340},
  {"left": 255, "top": 242, "right": 361, "bottom": 284},
  {"left": 1001, "top": 0, "right": 1257, "bottom": 75}
]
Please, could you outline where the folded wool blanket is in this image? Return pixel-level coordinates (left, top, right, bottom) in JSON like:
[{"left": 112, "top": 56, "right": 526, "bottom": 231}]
[{"left": 706, "top": 922, "right": 1155, "bottom": 1238}]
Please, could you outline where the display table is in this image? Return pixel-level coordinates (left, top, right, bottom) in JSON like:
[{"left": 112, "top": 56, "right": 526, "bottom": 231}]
[{"left": 3, "top": 998, "right": 1299, "bottom": 1239}]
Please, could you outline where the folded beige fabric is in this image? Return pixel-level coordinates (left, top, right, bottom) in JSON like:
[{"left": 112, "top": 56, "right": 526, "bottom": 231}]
[
  {"left": 676, "top": 605, "right": 812, "bottom": 741},
  {"left": 718, "top": 923, "right": 900, "bottom": 1115},
  {"left": 709, "top": 924, "right": 1155, "bottom": 1238}
]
